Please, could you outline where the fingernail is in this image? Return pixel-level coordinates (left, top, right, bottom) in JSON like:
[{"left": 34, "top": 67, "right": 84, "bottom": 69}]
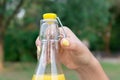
[
  {"left": 37, "top": 46, "right": 41, "bottom": 53},
  {"left": 62, "top": 38, "right": 70, "bottom": 47}
]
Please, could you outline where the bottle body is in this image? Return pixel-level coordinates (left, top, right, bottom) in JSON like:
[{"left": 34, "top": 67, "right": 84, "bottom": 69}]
[{"left": 32, "top": 19, "right": 65, "bottom": 80}]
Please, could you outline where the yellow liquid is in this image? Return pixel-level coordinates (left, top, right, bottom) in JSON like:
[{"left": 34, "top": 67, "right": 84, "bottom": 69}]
[{"left": 32, "top": 74, "right": 65, "bottom": 80}]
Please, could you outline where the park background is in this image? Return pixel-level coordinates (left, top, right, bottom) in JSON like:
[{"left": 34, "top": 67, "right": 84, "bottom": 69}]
[{"left": 0, "top": 0, "right": 120, "bottom": 80}]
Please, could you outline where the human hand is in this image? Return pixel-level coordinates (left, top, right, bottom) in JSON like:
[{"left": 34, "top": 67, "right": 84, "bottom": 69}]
[
  {"left": 36, "top": 27, "right": 95, "bottom": 70},
  {"left": 36, "top": 27, "right": 109, "bottom": 80}
]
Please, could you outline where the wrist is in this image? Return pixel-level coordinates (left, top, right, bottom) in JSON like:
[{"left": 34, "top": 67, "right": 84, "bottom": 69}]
[
  {"left": 75, "top": 55, "right": 98, "bottom": 72},
  {"left": 75, "top": 56, "right": 109, "bottom": 80}
]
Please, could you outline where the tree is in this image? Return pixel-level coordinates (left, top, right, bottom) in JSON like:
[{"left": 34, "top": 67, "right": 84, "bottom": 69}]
[
  {"left": 0, "top": 0, "right": 24, "bottom": 71},
  {"left": 56, "top": 0, "right": 111, "bottom": 55},
  {"left": 0, "top": 0, "right": 59, "bottom": 71},
  {"left": 109, "top": 0, "right": 120, "bottom": 52}
]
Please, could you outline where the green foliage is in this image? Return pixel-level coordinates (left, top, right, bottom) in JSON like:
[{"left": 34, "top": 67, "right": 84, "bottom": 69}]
[
  {"left": 110, "top": 15, "right": 120, "bottom": 51},
  {"left": 3, "top": 0, "right": 120, "bottom": 61},
  {"left": 4, "top": 28, "right": 38, "bottom": 61},
  {"left": 55, "top": 0, "right": 110, "bottom": 50}
]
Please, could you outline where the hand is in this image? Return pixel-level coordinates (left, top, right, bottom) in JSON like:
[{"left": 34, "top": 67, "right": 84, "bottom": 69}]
[
  {"left": 36, "top": 27, "right": 109, "bottom": 80},
  {"left": 36, "top": 27, "right": 95, "bottom": 70}
]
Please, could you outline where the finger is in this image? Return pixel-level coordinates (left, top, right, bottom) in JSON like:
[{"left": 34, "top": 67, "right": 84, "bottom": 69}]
[
  {"left": 35, "top": 37, "right": 41, "bottom": 60},
  {"left": 37, "top": 46, "right": 41, "bottom": 53},
  {"left": 59, "top": 27, "right": 80, "bottom": 50},
  {"left": 60, "top": 38, "right": 70, "bottom": 47},
  {"left": 59, "top": 27, "right": 75, "bottom": 38},
  {"left": 35, "top": 37, "right": 41, "bottom": 52},
  {"left": 35, "top": 37, "right": 41, "bottom": 46},
  {"left": 60, "top": 38, "right": 78, "bottom": 50},
  {"left": 37, "top": 46, "right": 41, "bottom": 60}
]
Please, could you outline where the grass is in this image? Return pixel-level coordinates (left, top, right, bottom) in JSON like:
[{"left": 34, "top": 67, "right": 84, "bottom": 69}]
[
  {"left": 0, "top": 61, "right": 120, "bottom": 80},
  {"left": 101, "top": 62, "right": 120, "bottom": 80}
]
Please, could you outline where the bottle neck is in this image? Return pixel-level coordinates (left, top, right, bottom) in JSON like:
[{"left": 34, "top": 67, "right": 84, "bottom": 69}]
[
  {"left": 37, "top": 40, "right": 60, "bottom": 75},
  {"left": 40, "top": 40, "right": 59, "bottom": 64},
  {"left": 40, "top": 19, "right": 59, "bottom": 41},
  {"left": 37, "top": 19, "right": 61, "bottom": 75}
]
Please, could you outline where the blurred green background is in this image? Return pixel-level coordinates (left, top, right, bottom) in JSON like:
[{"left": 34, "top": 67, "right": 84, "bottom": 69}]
[{"left": 0, "top": 0, "right": 120, "bottom": 80}]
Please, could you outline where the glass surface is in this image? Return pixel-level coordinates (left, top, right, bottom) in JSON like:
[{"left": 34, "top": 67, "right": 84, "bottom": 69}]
[{"left": 32, "top": 19, "right": 66, "bottom": 80}]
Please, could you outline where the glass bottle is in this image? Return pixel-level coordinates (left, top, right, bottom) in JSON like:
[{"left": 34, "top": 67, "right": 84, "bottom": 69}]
[{"left": 32, "top": 13, "right": 66, "bottom": 80}]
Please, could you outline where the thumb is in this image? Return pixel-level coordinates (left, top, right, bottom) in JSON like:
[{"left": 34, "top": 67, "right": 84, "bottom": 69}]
[
  {"left": 60, "top": 38, "right": 70, "bottom": 47},
  {"left": 60, "top": 38, "right": 80, "bottom": 50}
]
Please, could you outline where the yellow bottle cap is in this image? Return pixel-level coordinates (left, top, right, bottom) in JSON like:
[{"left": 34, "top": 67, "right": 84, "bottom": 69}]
[{"left": 43, "top": 13, "right": 57, "bottom": 19}]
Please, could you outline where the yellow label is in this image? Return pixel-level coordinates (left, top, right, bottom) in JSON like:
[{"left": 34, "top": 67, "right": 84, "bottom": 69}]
[{"left": 32, "top": 74, "right": 65, "bottom": 80}]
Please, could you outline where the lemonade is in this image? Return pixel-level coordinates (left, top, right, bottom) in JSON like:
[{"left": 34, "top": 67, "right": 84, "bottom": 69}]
[{"left": 32, "top": 74, "right": 65, "bottom": 80}]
